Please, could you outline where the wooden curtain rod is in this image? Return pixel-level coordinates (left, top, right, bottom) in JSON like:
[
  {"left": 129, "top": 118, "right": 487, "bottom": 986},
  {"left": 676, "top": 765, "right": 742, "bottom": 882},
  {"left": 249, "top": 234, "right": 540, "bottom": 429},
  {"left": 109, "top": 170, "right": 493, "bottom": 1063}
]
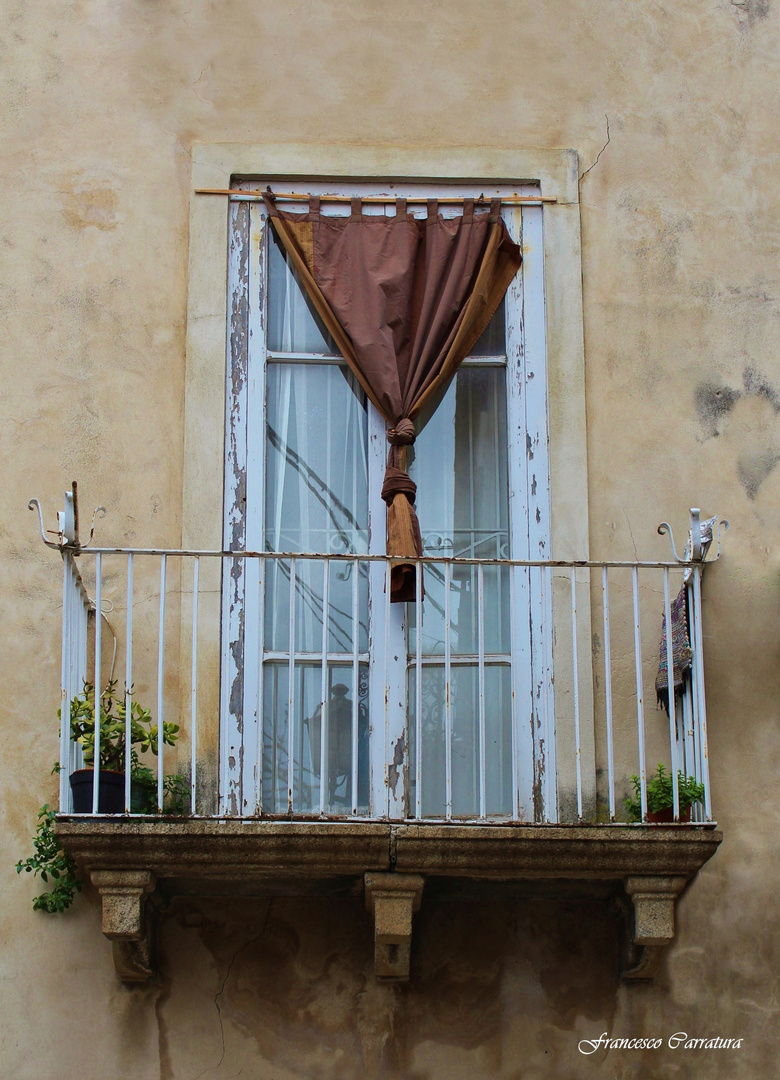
[{"left": 195, "top": 188, "right": 557, "bottom": 205}]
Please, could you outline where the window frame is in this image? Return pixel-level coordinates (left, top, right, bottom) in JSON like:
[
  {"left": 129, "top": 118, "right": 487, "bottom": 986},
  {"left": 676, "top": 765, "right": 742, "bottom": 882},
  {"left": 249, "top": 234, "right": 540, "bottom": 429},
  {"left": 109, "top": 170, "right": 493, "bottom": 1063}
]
[
  {"left": 219, "top": 181, "right": 552, "bottom": 820},
  {"left": 181, "top": 147, "right": 593, "bottom": 822}
]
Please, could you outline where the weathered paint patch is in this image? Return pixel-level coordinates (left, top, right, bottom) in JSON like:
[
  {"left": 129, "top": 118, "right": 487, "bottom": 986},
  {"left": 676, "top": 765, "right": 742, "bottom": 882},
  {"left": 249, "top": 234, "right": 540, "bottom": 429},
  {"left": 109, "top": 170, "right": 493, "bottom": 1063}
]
[
  {"left": 738, "top": 449, "right": 780, "bottom": 500},
  {"left": 695, "top": 381, "right": 741, "bottom": 438},
  {"left": 387, "top": 735, "right": 404, "bottom": 798},
  {"left": 732, "top": 0, "right": 771, "bottom": 28},
  {"left": 61, "top": 176, "right": 120, "bottom": 231},
  {"left": 743, "top": 364, "right": 780, "bottom": 411},
  {"left": 696, "top": 365, "right": 780, "bottom": 439}
]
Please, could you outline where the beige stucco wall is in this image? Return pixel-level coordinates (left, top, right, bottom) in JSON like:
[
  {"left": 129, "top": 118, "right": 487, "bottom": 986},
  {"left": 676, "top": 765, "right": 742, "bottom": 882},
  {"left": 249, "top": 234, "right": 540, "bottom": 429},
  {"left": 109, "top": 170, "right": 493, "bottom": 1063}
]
[{"left": 2, "top": 1, "right": 779, "bottom": 1077}]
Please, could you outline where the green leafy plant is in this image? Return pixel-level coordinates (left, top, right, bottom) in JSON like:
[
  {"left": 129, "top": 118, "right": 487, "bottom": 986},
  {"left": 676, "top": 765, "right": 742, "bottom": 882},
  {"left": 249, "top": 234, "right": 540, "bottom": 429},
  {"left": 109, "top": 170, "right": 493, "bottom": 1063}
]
[
  {"left": 625, "top": 763, "right": 705, "bottom": 822},
  {"left": 67, "top": 680, "right": 179, "bottom": 773},
  {"left": 129, "top": 764, "right": 189, "bottom": 814},
  {"left": 16, "top": 805, "right": 82, "bottom": 913}
]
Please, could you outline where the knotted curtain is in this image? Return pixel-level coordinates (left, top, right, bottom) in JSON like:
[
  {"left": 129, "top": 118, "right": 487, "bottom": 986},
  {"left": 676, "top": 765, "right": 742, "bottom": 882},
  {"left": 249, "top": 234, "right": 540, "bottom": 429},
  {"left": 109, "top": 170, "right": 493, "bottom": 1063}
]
[{"left": 262, "top": 193, "right": 522, "bottom": 601}]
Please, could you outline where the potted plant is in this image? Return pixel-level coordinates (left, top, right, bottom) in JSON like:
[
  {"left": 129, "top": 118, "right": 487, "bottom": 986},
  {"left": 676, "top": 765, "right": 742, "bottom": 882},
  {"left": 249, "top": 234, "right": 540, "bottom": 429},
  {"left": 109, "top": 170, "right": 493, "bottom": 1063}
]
[
  {"left": 625, "top": 762, "right": 705, "bottom": 823},
  {"left": 67, "top": 680, "right": 181, "bottom": 813},
  {"left": 128, "top": 764, "right": 190, "bottom": 814}
]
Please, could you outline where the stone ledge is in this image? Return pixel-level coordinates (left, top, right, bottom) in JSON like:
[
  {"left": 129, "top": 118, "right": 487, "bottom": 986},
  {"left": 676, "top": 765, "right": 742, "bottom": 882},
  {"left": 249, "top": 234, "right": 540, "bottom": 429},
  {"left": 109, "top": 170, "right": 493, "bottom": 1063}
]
[
  {"left": 393, "top": 823, "right": 722, "bottom": 879},
  {"left": 55, "top": 819, "right": 721, "bottom": 985},
  {"left": 55, "top": 819, "right": 722, "bottom": 883}
]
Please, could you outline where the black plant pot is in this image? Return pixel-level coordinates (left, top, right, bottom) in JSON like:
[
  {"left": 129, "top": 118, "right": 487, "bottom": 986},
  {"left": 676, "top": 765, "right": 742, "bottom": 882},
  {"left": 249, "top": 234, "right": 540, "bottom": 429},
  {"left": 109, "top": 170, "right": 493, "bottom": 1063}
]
[
  {"left": 69, "top": 769, "right": 125, "bottom": 813},
  {"left": 130, "top": 780, "right": 157, "bottom": 814},
  {"left": 646, "top": 805, "right": 692, "bottom": 824}
]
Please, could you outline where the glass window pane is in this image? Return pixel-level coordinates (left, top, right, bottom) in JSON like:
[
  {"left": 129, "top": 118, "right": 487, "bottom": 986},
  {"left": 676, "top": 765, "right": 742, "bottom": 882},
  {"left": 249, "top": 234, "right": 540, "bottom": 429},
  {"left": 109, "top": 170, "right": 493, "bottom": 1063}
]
[
  {"left": 267, "top": 228, "right": 337, "bottom": 354},
  {"left": 264, "top": 365, "right": 368, "bottom": 652},
  {"left": 407, "top": 564, "right": 509, "bottom": 658},
  {"left": 407, "top": 663, "right": 512, "bottom": 818},
  {"left": 262, "top": 661, "right": 368, "bottom": 814},
  {"left": 484, "top": 665, "right": 513, "bottom": 817},
  {"left": 265, "top": 364, "right": 368, "bottom": 555},
  {"left": 408, "top": 665, "right": 446, "bottom": 818},
  {"left": 469, "top": 297, "right": 505, "bottom": 356},
  {"left": 409, "top": 366, "right": 509, "bottom": 560}
]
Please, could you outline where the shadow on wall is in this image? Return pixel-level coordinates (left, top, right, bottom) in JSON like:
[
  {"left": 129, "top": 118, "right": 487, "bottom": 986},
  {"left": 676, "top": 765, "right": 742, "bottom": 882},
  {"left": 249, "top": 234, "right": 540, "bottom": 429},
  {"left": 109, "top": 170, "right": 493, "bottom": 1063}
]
[
  {"left": 696, "top": 365, "right": 780, "bottom": 499},
  {"left": 152, "top": 894, "right": 621, "bottom": 1079}
]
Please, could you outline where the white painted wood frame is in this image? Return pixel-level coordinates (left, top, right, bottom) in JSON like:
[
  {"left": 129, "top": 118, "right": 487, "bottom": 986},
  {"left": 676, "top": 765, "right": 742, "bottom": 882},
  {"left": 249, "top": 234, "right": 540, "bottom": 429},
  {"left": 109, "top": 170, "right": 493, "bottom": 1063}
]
[{"left": 182, "top": 146, "right": 592, "bottom": 822}]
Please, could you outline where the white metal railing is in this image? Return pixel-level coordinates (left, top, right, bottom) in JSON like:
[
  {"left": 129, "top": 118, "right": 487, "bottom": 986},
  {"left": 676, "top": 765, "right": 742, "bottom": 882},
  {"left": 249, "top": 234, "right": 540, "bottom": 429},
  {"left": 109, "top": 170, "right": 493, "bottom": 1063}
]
[{"left": 31, "top": 495, "right": 726, "bottom": 824}]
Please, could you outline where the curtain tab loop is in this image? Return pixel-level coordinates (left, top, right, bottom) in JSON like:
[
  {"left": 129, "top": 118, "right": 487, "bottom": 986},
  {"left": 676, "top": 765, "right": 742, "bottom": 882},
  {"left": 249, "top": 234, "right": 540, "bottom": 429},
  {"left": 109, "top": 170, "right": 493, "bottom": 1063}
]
[
  {"left": 351, "top": 198, "right": 362, "bottom": 220},
  {"left": 396, "top": 197, "right": 407, "bottom": 220},
  {"left": 426, "top": 199, "right": 439, "bottom": 224},
  {"left": 489, "top": 197, "right": 501, "bottom": 223},
  {"left": 309, "top": 196, "right": 321, "bottom": 215},
  {"left": 463, "top": 198, "right": 474, "bottom": 222},
  {"left": 261, "top": 189, "right": 279, "bottom": 217},
  {"left": 387, "top": 418, "right": 416, "bottom": 446}
]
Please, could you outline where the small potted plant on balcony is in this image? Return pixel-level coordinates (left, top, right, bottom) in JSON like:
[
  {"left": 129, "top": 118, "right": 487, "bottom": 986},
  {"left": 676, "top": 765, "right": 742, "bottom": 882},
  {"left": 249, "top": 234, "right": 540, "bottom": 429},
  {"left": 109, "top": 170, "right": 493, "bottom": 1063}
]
[
  {"left": 625, "top": 762, "right": 705, "bottom": 823},
  {"left": 67, "top": 680, "right": 181, "bottom": 813}
]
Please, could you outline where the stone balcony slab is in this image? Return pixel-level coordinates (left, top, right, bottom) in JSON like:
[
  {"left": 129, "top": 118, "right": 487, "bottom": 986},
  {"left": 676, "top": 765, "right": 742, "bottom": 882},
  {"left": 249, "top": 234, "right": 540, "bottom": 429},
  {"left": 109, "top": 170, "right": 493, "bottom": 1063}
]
[{"left": 55, "top": 818, "right": 721, "bottom": 984}]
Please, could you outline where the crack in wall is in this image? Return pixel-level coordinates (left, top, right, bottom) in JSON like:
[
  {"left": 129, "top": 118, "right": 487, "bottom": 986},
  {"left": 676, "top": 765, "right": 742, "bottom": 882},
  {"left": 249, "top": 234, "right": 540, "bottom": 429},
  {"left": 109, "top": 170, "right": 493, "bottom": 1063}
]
[
  {"left": 579, "top": 115, "right": 611, "bottom": 182},
  {"left": 191, "top": 901, "right": 273, "bottom": 1080}
]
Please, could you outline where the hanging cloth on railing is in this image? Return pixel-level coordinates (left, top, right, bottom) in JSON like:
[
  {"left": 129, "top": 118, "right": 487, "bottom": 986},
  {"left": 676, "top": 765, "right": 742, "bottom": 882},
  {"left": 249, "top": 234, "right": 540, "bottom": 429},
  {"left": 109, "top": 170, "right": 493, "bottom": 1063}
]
[
  {"left": 262, "top": 192, "right": 522, "bottom": 601},
  {"left": 655, "top": 585, "right": 693, "bottom": 714}
]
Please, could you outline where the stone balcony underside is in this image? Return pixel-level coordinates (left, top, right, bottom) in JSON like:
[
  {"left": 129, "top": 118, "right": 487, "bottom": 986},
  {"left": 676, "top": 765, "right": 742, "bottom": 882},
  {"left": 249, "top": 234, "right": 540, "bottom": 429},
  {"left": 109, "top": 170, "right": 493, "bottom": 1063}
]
[{"left": 55, "top": 819, "right": 722, "bottom": 983}]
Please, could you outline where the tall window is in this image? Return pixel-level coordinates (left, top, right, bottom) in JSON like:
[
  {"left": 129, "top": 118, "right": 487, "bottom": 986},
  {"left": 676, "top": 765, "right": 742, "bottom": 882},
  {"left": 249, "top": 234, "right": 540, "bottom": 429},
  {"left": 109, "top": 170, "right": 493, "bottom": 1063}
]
[
  {"left": 262, "top": 231, "right": 370, "bottom": 814},
  {"left": 222, "top": 182, "right": 550, "bottom": 821}
]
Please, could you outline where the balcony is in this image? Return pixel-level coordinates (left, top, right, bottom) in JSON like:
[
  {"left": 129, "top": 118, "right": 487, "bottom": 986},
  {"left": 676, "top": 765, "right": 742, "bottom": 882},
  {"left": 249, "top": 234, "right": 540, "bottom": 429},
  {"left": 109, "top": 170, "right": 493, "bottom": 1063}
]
[{"left": 32, "top": 492, "right": 723, "bottom": 983}]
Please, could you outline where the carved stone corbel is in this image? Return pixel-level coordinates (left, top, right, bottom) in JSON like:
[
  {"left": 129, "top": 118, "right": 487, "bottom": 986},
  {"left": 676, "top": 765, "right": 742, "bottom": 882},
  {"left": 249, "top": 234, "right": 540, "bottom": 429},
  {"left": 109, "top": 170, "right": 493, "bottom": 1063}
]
[
  {"left": 90, "top": 870, "right": 156, "bottom": 983},
  {"left": 364, "top": 872, "right": 424, "bottom": 982},
  {"left": 623, "top": 875, "right": 687, "bottom": 980}
]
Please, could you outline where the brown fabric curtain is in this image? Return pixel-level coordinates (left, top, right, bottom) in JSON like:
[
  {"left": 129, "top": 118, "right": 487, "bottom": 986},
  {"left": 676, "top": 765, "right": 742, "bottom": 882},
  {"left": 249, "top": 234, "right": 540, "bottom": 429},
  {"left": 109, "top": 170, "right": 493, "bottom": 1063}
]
[{"left": 262, "top": 193, "right": 522, "bottom": 601}]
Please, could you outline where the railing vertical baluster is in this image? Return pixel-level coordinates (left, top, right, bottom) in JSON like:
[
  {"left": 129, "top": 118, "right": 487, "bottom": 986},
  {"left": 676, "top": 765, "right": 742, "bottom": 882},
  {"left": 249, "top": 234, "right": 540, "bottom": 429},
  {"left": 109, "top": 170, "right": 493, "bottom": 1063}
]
[
  {"left": 319, "top": 559, "right": 329, "bottom": 815},
  {"left": 543, "top": 563, "right": 555, "bottom": 822},
  {"left": 157, "top": 555, "right": 167, "bottom": 813},
  {"left": 509, "top": 566, "right": 520, "bottom": 821},
  {"left": 685, "top": 578, "right": 701, "bottom": 801},
  {"left": 75, "top": 571, "right": 87, "bottom": 778},
  {"left": 415, "top": 559, "right": 422, "bottom": 821},
  {"left": 191, "top": 557, "right": 199, "bottom": 816},
  {"left": 60, "top": 554, "right": 72, "bottom": 813},
  {"left": 663, "top": 568, "right": 680, "bottom": 820},
  {"left": 92, "top": 553, "right": 102, "bottom": 815},
  {"left": 255, "top": 555, "right": 265, "bottom": 816},
  {"left": 682, "top": 680, "right": 694, "bottom": 784},
  {"left": 351, "top": 558, "right": 359, "bottom": 815},
  {"left": 601, "top": 565, "right": 615, "bottom": 821},
  {"left": 691, "top": 564, "right": 712, "bottom": 820},
  {"left": 478, "top": 563, "right": 486, "bottom": 820},
  {"left": 632, "top": 565, "right": 647, "bottom": 820},
  {"left": 287, "top": 557, "right": 296, "bottom": 815},
  {"left": 65, "top": 559, "right": 76, "bottom": 791},
  {"left": 445, "top": 560, "right": 452, "bottom": 821},
  {"left": 125, "top": 554, "right": 134, "bottom": 814},
  {"left": 685, "top": 578, "right": 699, "bottom": 805},
  {"left": 570, "top": 567, "right": 582, "bottom": 820},
  {"left": 384, "top": 560, "right": 391, "bottom": 820}
]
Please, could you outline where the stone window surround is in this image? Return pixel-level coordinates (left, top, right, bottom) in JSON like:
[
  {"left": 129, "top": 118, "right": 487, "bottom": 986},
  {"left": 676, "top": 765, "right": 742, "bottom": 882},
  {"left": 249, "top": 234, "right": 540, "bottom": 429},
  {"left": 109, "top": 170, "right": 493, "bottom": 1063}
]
[{"left": 54, "top": 145, "right": 722, "bottom": 986}]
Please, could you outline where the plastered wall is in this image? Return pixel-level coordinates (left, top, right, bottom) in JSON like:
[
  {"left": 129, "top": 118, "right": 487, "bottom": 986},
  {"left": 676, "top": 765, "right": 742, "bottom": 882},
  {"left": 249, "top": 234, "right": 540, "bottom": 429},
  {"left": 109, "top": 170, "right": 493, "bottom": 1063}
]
[{"left": 2, "top": 2, "right": 779, "bottom": 1077}]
